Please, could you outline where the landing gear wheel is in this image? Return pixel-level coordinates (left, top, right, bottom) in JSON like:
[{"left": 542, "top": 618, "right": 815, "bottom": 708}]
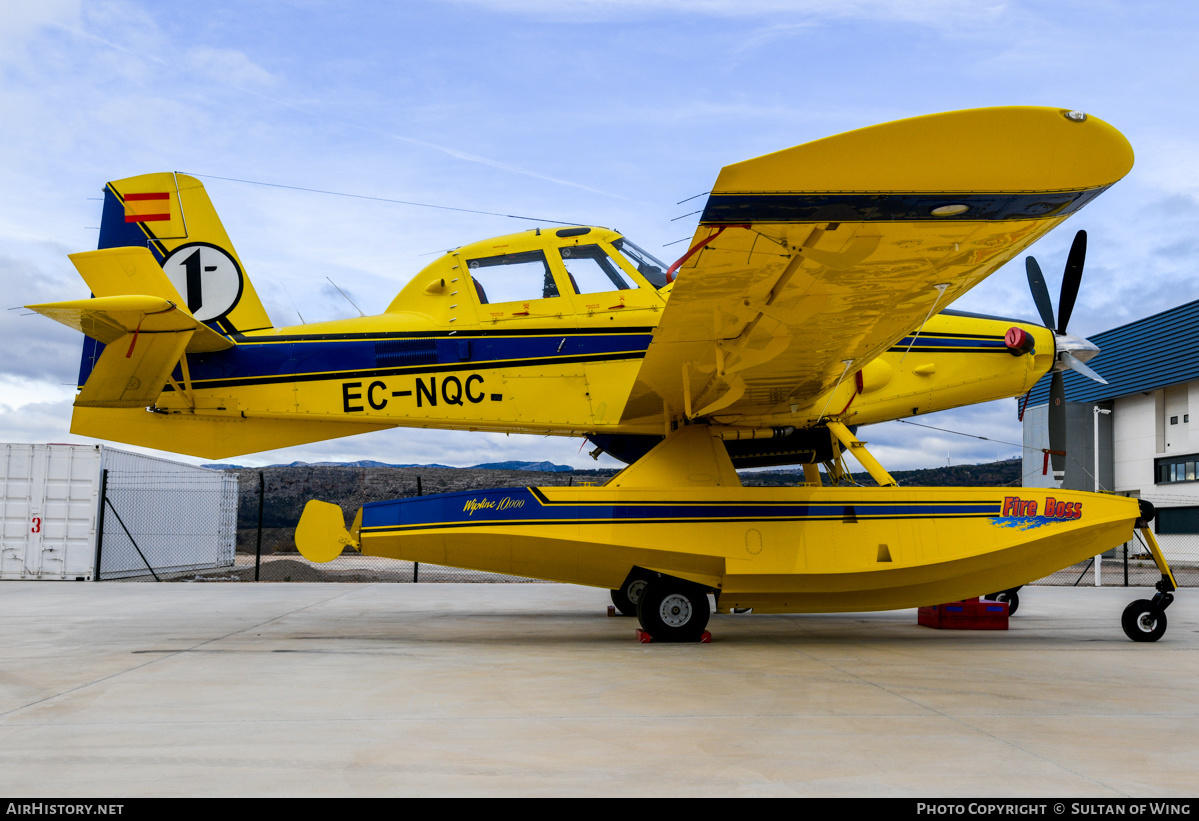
[
  {"left": 1122, "top": 599, "right": 1167, "bottom": 642},
  {"left": 636, "top": 579, "right": 711, "bottom": 643},
  {"left": 610, "top": 577, "right": 649, "bottom": 617},
  {"left": 986, "top": 589, "right": 1020, "bottom": 616}
]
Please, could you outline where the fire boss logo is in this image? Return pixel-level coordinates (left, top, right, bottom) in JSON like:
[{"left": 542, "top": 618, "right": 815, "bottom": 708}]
[{"left": 1001, "top": 496, "right": 1083, "bottom": 519}]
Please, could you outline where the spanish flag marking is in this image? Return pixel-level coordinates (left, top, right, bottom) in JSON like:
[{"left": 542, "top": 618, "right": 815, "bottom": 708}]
[{"left": 124, "top": 192, "right": 171, "bottom": 223}]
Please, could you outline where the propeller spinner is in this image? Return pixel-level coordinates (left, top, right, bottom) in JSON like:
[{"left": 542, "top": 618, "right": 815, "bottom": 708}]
[{"left": 1025, "top": 230, "right": 1108, "bottom": 483}]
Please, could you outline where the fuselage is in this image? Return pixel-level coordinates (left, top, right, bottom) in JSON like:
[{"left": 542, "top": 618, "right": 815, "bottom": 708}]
[{"left": 77, "top": 225, "right": 1054, "bottom": 452}]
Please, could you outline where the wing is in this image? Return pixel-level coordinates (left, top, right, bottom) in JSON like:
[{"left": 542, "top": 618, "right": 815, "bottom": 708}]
[{"left": 622, "top": 106, "right": 1133, "bottom": 427}]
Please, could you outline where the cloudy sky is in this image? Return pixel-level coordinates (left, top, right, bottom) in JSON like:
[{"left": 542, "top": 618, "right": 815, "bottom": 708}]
[{"left": 2, "top": 0, "right": 1196, "bottom": 472}]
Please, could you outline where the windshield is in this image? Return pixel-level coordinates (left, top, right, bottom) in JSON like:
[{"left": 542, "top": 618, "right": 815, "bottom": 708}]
[
  {"left": 560, "top": 245, "right": 638, "bottom": 293},
  {"left": 611, "top": 237, "right": 669, "bottom": 289}
]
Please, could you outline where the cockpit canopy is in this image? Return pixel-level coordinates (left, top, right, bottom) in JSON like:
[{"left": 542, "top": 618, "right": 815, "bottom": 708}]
[{"left": 387, "top": 226, "right": 671, "bottom": 324}]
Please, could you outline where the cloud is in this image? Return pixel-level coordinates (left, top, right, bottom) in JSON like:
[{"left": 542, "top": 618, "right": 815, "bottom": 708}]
[
  {"left": 186, "top": 46, "right": 276, "bottom": 90},
  {"left": 861, "top": 401, "right": 1027, "bottom": 472},
  {"left": 26, "top": 10, "right": 629, "bottom": 203},
  {"left": 0, "top": 375, "right": 76, "bottom": 413},
  {"left": 728, "top": 22, "right": 815, "bottom": 56},
  {"left": 0, "top": 252, "right": 89, "bottom": 385},
  {"left": 1132, "top": 137, "right": 1199, "bottom": 199},
  {"left": 0, "top": 0, "right": 81, "bottom": 53},
  {"left": 446, "top": 0, "right": 1007, "bottom": 27},
  {"left": 0, "top": 398, "right": 79, "bottom": 446},
  {"left": 389, "top": 135, "right": 634, "bottom": 202}
]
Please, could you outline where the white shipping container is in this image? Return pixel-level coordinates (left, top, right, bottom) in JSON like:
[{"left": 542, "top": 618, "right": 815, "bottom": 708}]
[{"left": 0, "top": 444, "right": 237, "bottom": 581}]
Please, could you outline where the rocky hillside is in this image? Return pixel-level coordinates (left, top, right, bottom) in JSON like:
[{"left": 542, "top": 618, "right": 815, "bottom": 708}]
[{"left": 228, "top": 464, "right": 614, "bottom": 552}]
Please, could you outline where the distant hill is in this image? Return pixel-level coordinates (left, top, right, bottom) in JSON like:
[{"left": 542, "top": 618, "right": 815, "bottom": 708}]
[
  {"left": 471, "top": 460, "right": 574, "bottom": 472},
  {"left": 740, "top": 458, "right": 1023, "bottom": 488},
  {"left": 205, "top": 459, "right": 570, "bottom": 471}
]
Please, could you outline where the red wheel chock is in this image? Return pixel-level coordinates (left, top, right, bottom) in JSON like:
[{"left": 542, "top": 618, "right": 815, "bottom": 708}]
[
  {"left": 635, "top": 629, "right": 712, "bottom": 643},
  {"left": 918, "top": 597, "right": 1009, "bottom": 630}
]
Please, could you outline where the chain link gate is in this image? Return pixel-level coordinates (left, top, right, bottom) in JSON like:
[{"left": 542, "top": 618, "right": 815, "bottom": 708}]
[{"left": 96, "top": 470, "right": 238, "bottom": 581}]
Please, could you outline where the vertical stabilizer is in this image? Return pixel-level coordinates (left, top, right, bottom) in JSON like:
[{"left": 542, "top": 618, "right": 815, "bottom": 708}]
[{"left": 98, "top": 172, "right": 273, "bottom": 334}]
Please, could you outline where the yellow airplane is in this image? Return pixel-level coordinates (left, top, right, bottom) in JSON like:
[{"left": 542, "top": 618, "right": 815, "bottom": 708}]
[{"left": 29, "top": 106, "right": 1177, "bottom": 642}]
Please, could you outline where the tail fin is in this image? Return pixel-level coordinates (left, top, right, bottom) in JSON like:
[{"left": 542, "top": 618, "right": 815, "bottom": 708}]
[
  {"left": 98, "top": 172, "right": 272, "bottom": 334},
  {"left": 73, "top": 172, "right": 273, "bottom": 388},
  {"left": 25, "top": 175, "right": 391, "bottom": 457}
]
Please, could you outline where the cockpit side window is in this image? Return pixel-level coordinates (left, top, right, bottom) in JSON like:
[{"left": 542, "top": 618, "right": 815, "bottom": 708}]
[
  {"left": 466, "top": 250, "right": 559, "bottom": 305},
  {"left": 559, "top": 245, "right": 638, "bottom": 294}
]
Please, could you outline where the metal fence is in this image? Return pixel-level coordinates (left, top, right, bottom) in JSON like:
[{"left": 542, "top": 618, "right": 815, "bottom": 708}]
[
  {"left": 1031, "top": 533, "right": 1198, "bottom": 587},
  {"left": 1033, "top": 492, "right": 1199, "bottom": 588},
  {"left": 97, "top": 470, "right": 238, "bottom": 581},
  {"left": 98, "top": 467, "right": 1199, "bottom": 587},
  {"left": 101, "top": 466, "right": 582, "bottom": 583}
]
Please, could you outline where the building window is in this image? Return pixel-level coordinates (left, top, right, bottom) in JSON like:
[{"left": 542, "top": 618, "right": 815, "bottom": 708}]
[
  {"left": 1157, "top": 506, "right": 1199, "bottom": 534},
  {"left": 1170, "top": 416, "right": 1178, "bottom": 425},
  {"left": 1156, "top": 454, "right": 1199, "bottom": 484}
]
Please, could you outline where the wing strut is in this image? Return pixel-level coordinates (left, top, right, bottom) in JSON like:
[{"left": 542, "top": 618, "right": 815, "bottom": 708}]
[
  {"left": 666, "top": 224, "right": 746, "bottom": 282},
  {"left": 827, "top": 421, "right": 898, "bottom": 487}
]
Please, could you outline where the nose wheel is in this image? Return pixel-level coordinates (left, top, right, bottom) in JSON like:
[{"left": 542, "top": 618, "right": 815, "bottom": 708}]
[
  {"left": 1122, "top": 586, "right": 1174, "bottom": 643},
  {"left": 1122, "top": 520, "right": 1178, "bottom": 643}
]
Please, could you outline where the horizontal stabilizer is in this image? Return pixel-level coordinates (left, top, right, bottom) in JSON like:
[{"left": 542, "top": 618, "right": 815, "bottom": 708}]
[
  {"left": 75, "top": 329, "right": 192, "bottom": 408},
  {"left": 26, "top": 294, "right": 233, "bottom": 353},
  {"left": 71, "top": 247, "right": 234, "bottom": 352}
]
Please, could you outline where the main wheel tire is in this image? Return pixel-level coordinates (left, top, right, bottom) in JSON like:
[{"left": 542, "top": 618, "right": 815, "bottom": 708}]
[
  {"left": 610, "top": 577, "right": 649, "bottom": 617},
  {"left": 636, "top": 580, "right": 711, "bottom": 643},
  {"left": 1122, "top": 599, "right": 1167, "bottom": 642}
]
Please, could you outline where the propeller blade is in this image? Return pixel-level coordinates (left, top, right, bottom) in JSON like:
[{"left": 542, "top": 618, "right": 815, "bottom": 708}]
[
  {"left": 1025, "top": 256, "right": 1056, "bottom": 329},
  {"left": 1048, "top": 371, "right": 1066, "bottom": 482},
  {"left": 1056, "top": 230, "right": 1087, "bottom": 333},
  {"left": 1061, "top": 351, "right": 1109, "bottom": 385}
]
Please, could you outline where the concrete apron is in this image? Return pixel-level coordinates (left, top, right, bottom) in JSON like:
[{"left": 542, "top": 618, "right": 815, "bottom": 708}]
[{"left": 0, "top": 582, "right": 1195, "bottom": 797}]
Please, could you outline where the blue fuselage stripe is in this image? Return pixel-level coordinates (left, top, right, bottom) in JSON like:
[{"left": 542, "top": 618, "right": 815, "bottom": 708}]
[
  {"left": 359, "top": 488, "right": 1003, "bottom": 532},
  {"left": 167, "top": 330, "right": 1009, "bottom": 390},
  {"left": 887, "top": 335, "right": 1007, "bottom": 352},
  {"left": 172, "top": 332, "right": 656, "bottom": 388}
]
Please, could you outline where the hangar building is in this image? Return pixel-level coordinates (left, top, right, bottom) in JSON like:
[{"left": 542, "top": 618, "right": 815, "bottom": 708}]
[{"left": 1022, "top": 298, "right": 1199, "bottom": 551}]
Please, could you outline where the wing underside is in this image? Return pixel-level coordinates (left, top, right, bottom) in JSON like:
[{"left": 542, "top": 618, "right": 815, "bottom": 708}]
[{"left": 623, "top": 107, "right": 1134, "bottom": 428}]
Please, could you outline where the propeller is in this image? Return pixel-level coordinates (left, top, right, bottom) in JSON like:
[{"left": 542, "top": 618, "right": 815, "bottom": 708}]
[{"left": 1024, "top": 230, "right": 1108, "bottom": 483}]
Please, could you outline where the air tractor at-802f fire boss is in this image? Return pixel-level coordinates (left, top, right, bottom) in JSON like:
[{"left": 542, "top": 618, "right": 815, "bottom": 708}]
[{"left": 29, "top": 107, "right": 1177, "bottom": 642}]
